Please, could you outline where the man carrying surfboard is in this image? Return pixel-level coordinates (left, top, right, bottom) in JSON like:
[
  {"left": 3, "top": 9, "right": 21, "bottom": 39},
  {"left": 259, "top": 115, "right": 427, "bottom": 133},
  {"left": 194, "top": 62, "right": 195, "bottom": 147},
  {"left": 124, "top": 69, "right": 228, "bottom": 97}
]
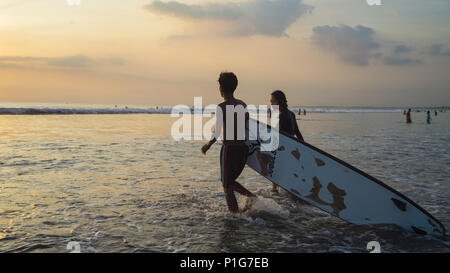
[
  {"left": 270, "top": 90, "right": 305, "bottom": 193},
  {"left": 201, "top": 72, "right": 256, "bottom": 213}
]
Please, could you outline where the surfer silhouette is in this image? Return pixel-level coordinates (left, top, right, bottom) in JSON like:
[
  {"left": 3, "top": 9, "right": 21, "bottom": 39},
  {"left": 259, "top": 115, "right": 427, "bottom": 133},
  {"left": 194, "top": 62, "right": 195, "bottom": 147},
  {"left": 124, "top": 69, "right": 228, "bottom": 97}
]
[
  {"left": 270, "top": 90, "right": 305, "bottom": 193},
  {"left": 201, "top": 72, "right": 256, "bottom": 213}
]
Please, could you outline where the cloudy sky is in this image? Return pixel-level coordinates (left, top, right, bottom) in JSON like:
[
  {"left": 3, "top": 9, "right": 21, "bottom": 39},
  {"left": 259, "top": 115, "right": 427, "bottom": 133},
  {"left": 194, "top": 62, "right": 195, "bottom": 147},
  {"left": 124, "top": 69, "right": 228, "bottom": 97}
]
[{"left": 0, "top": 0, "right": 449, "bottom": 106}]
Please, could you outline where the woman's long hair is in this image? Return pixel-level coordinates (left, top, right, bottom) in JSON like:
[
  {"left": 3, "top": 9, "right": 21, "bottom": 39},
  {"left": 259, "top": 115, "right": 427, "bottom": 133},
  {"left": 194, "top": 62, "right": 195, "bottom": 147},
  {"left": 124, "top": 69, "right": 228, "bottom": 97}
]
[{"left": 271, "top": 90, "right": 288, "bottom": 110}]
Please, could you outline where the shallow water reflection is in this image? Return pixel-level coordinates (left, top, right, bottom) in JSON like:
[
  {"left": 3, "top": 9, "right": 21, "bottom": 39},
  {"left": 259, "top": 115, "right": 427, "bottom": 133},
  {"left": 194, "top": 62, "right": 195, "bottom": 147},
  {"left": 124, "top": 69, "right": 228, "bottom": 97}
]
[{"left": 0, "top": 113, "right": 448, "bottom": 252}]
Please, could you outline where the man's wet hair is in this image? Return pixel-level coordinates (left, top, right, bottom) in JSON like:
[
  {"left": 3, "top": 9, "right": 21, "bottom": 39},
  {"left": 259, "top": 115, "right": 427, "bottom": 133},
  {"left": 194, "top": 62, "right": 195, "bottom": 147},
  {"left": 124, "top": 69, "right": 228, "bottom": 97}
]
[{"left": 218, "top": 72, "right": 238, "bottom": 94}]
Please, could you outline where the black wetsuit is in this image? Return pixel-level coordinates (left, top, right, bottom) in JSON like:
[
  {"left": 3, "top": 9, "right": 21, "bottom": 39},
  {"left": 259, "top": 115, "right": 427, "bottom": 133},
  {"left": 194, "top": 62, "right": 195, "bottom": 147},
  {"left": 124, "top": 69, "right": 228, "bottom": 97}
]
[{"left": 279, "top": 109, "right": 304, "bottom": 141}]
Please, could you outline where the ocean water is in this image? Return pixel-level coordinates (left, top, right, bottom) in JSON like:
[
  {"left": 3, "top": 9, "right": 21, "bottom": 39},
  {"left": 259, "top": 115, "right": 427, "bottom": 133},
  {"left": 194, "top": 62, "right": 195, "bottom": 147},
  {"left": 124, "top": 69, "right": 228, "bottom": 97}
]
[
  {"left": 0, "top": 111, "right": 449, "bottom": 253},
  {"left": 0, "top": 102, "right": 412, "bottom": 115}
]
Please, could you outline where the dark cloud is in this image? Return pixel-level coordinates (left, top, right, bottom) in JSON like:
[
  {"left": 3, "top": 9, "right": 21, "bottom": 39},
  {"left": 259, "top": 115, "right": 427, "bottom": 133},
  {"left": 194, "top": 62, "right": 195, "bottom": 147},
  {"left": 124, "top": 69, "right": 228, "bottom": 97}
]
[
  {"left": 0, "top": 55, "right": 125, "bottom": 69},
  {"left": 46, "top": 55, "right": 95, "bottom": 68},
  {"left": 382, "top": 56, "right": 422, "bottom": 66},
  {"left": 393, "top": 45, "right": 412, "bottom": 54},
  {"left": 145, "top": 1, "right": 240, "bottom": 20},
  {"left": 103, "top": 57, "right": 126, "bottom": 66},
  {"left": 312, "top": 25, "right": 426, "bottom": 66},
  {"left": 382, "top": 44, "right": 421, "bottom": 66},
  {"left": 428, "top": 44, "right": 450, "bottom": 57},
  {"left": 144, "top": 0, "right": 313, "bottom": 37},
  {"left": 311, "top": 25, "right": 380, "bottom": 66}
]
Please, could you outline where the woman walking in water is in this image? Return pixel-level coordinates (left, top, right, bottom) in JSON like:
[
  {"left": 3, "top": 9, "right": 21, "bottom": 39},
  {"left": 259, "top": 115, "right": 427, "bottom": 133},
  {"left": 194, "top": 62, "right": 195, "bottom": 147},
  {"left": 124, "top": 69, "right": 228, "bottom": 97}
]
[{"left": 269, "top": 90, "right": 304, "bottom": 193}]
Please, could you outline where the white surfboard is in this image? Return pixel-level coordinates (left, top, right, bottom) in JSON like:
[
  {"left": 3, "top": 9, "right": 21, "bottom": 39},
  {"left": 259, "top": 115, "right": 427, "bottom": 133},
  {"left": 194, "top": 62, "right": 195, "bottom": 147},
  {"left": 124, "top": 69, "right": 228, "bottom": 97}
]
[{"left": 246, "top": 118, "right": 446, "bottom": 237}]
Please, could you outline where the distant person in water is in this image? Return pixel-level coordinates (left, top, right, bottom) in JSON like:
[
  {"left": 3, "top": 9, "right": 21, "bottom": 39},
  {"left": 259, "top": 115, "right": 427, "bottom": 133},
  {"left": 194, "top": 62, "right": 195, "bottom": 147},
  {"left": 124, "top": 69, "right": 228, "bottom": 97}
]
[
  {"left": 427, "top": 111, "right": 431, "bottom": 124},
  {"left": 270, "top": 90, "right": 304, "bottom": 193},
  {"left": 406, "top": 109, "right": 412, "bottom": 123},
  {"left": 201, "top": 72, "right": 256, "bottom": 213}
]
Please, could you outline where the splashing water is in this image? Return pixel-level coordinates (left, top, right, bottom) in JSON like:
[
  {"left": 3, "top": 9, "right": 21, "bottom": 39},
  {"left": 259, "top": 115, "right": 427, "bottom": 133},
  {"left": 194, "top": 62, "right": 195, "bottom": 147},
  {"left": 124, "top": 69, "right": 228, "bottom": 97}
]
[{"left": 243, "top": 196, "right": 290, "bottom": 219}]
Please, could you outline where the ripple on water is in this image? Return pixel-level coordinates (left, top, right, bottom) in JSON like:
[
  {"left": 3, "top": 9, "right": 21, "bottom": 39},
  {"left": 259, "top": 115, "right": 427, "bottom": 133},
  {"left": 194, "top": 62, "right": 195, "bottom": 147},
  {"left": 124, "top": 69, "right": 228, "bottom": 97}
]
[{"left": 0, "top": 114, "right": 448, "bottom": 252}]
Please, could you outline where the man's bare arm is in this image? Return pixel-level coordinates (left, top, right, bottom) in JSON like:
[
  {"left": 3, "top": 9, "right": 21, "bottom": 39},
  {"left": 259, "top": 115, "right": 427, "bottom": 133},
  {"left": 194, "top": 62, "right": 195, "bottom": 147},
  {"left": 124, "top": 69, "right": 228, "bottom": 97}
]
[{"left": 202, "top": 105, "right": 222, "bottom": 154}]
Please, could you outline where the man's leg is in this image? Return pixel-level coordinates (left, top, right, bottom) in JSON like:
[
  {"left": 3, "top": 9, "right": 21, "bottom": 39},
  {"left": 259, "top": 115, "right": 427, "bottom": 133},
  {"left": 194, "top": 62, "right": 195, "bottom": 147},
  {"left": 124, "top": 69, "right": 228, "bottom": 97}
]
[
  {"left": 230, "top": 181, "right": 255, "bottom": 197},
  {"left": 221, "top": 145, "right": 255, "bottom": 213},
  {"left": 221, "top": 146, "right": 239, "bottom": 213},
  {"left": 271, "top": 182, "right": 279, "bottom": 193},
  {"left": 224, "top": 185, "right": 239, "bottom": 213}
]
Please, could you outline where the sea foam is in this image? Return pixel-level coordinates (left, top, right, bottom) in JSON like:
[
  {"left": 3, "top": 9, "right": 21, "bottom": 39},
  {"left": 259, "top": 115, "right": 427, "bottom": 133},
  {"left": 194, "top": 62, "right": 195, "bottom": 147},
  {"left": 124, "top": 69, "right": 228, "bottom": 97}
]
[{"left": 243, "top": 196, "right": 290, "bottom": 219}]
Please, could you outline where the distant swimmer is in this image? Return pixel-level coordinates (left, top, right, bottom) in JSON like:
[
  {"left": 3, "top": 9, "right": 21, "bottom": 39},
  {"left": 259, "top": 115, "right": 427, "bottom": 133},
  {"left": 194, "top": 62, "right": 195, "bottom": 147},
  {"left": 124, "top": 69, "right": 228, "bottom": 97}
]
[
  {"left": 201, "top": 72, "right": 256, "bottom": 213},
  {"left": 269, "top": 90, "right": 304, "bottom": 194},
  {"left": 427, "top": 111, "right": 431, "bottom": 124},
  {"left": 406, "top": 109, "right": 412, "bottom": 123}
]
